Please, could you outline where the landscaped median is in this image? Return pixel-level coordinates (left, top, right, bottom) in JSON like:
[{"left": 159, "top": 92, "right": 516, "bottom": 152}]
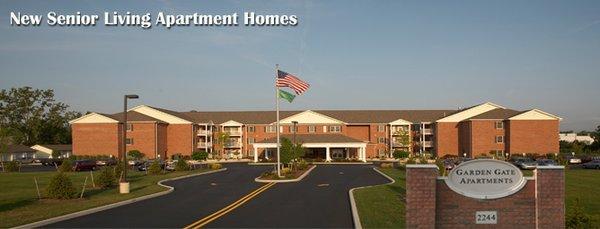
[
  {"left": 0, "top": 167, "right": 226, "bottom": 228},
  {"left": 351, "top": 165, "right": 600, "bottom": 228},
  {"left": 255, "top": 164, "right": 316, "bottom": 183}
]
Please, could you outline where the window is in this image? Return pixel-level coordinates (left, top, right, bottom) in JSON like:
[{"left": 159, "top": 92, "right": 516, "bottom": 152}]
[
  {"left": 495, "top": 121, "right": 504, "bottom": 129},
  {"left": 329, "top": 126, "right": 341, "bottom": 133},
  {"left": 248, "top": 126, "right": 255, "bottom": 132},
  {"left": 265, "top": 125, "right": 276, "bottom": 133},
  {"left": 378, "top": 137, "right": 386, "bottom": 144},
  {"left": 377, "top": 125, "right": 385, "bottom": 132},
  {"left": 248, "top": 137, "right": 255, "bottom": 144},
  {"left": 126, "top": 138, "right": 134, "bottom": 145},
  {"left": 308, "top": 126, "right": 316, "bottom": 133},
  {"left": 495, "top": 136, "right": 504, "bottom": 143},
  {"left": 126, "top": 123, "right": 133, "bottom": 131}
]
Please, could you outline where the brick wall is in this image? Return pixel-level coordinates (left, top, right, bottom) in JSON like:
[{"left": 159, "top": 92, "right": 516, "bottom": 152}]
[
  {"left": 468, "top": 120, "right": 505, "bottom": 157},
  {"left": 72, "top": 123, "right": 121, "bottom": 157},
  {"left": 507, "top": 120, "right": 559, "bottom": 155},
  {"left": 406, "top": 165, "right": 438, "bottom": 228},
  {"left": 435, "top": 122, "right": 459, "bottom": 157},
  {"left": 535, "top": 168, "right": 565, "bottom": 228},
  {"left": 125, "top": 123, "right": 157, "bottom": 158},
  {"left": 166, "top": 124, "right": 193, "bottom": 157}
]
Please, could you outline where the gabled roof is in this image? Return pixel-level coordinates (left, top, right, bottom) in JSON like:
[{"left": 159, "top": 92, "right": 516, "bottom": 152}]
[
  {"left": 69, "top": 112, "right": 119, "bottom": 124},
  {"left": 277, "top": 110, "right": 346, "bottom": 124},
  {"left": 508, "top": 109, "right": 562, "bottom": 121},
  {"left": 38, "top": 144, "right": 72, "bottom": 151},
  {"left": 469, "top": 108, "right": 522, "bottom": 120},
  {"left": 108, "top": 111, "right": 163, "bottom": 122},
  {"left": 257, "top": 134, "right": 365, "bottom": 144},
  {"left": 128, "top": 105, "right": 193, "bottom": 124},
  {"left": 436, "top": 102, "right": 505, "bottom": 123}
]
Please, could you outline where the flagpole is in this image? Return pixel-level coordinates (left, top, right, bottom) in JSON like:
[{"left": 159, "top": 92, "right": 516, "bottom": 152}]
[{"left": 275, "top": 64, "right": 281, "bottom": 177}]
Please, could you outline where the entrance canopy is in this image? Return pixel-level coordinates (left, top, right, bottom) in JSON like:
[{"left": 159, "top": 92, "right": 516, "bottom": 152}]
[{"left": 252, "top": 134, "right": 368, "bottom": 162}]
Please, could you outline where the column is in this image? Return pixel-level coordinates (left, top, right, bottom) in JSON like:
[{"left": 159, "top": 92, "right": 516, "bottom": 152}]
[
  {"left": 265, "top": 148, "right": 269, "bottom": 160},
  {"left": 253, "top": 146, "right": 258, "bottom": 162},
  {"left": 535, "top": 166, "right": 565, "bottom": 228},
  {"left": 325, "top": 147, "right": 331, "bottom": 162},
  {"left": 360, "top": 147, "right": 367, "bottom": 162},
  {"left": 406, "top": 165, "right": 438, "bottom": 228}
]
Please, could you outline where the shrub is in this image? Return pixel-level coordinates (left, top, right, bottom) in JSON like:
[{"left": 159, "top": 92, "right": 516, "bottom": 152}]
[
  {"left": 113, "top": 161, "right": 126, "bottom": 180},
  {"left": 127, "top": 150, "right": 145, "bottom": 160},
  {"left": 393, "top": 150, "right": 410, "bottom": 159},
  {"left": 281, "top": 167, "right": 292, "bottom": 175},
  {"left": 419, "top": 156, "right": 429, "bottom": 164},
  {"left": 175, "top": 159, "right": 190, "bottom": 171},
  {"left": 436, "top": 159, "right": 446, "bottom": 176},
  {"left": 209, "top": 163, "right": 222, "bottom": 170},
  {"left": 406, "top": 157, "right": 417, "bottom": 164},
  {"left": 566, "top": 198, "right": 592, "bottom": 228},
  {"left": 46, "top": 172, "right": 77, "bottom": 199},
  {"left": 192, "top": 151, "right": 209, "bottom": 161},
  {"left": 297, "top": 159, "right": 308, "bottom": 170},
  {"left": 3, "top": 161, "right": 20, "bottom": 172},
  {"left": 97, "top": 166, "right": 116, "bottom": 189},
  {"left": 380, "top": 162, "right": 393, "bottom": 168},
  {"left": 58, "top": 159, "right": 73, "bottom": 172},
  {"left": 148, "top": 160, "right": 162, "bottom": 175}
]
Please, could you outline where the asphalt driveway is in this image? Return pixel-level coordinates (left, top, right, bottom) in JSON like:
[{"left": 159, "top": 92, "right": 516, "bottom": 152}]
[
  {"left": 46, "top": 164, "right": 389, "bottom": 228},
  {"left": 206, "top": 164, "right": 390, "bottom": 228},
  {"left": 46, "top": 163, "right": 270, "bottom": 228}
]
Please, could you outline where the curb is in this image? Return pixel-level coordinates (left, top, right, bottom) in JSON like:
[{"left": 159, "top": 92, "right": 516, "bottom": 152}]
[
  {"left": 247, "top": 162, "right": 277, "bottom": 166},
  {"left": 312, "top": 162, "right": 373, "bottom": 165},
  {"left": 254, "top": 165, "right": 316, "bottom": 183},
  {"left": 348, "top": 167, "right": 395, "bottom": 229},
  {"left": 13, "top": 168, "right": 227, "bottom": 229}
]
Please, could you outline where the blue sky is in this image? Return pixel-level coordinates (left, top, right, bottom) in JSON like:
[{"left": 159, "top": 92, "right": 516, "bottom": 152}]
[{"left": 1, "top": 0, "right": 599, "bottom": 131}]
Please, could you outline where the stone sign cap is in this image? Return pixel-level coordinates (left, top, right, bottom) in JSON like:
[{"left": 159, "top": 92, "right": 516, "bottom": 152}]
[{"left": 444, "top": 159, "right": 526, "bottom": 199}]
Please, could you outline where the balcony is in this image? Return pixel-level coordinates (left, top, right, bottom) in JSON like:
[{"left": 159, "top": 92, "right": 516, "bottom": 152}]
[
  {"left": 197, "top": 130, "right": 212, "bottom": 135},
  {"left": 224, "top": 130, "right": 242, "bottom": 136},
  {"left": 197, "top": 142, "right": 213, "bottom": 148},
  {"left": 224, "top": 142, "right": 242, "bottom": 148},
  {"left": 419, "top": 129, "right": 433, "bottom": 135},
  {"left": 417, "top": 141, "right": 433, "bottom": 148},
  {"left": 392, "top": 142, "right": 409, "bottom": 147}
]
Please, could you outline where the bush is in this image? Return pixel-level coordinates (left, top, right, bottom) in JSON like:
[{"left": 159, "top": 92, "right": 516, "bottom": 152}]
[
  {"left": 566, "top": 198, "right": 592, "bottom": 228},
  {"left": 175, "top": 159, "right": 190, "bottom": 171},
  {"left": 97, "top": 166, "right": 116, "bottom": 189},
  {"left": 406, "top": 157, "right": 417, "bottom": 164},
  {"left": 3, "top": 161, "right": 20, "bottom": 172},
  {"left": 281, "top": 167, "right": 292, "bottom": 175},
  {"left": 380, "top": 162, "right": 393, "bottom": 168},
  {"left": 297, "top": 159, "right": 308, "bottom": 170},
  {"left": 113, "top": 161, "right": 126, "bottom": 180},
  {"left": 192, "top": 151, "right": 209, "bottom": 161},
  {"left": 127, "top": 150, "right": 145, "bottom": 160},
  {"left": 58, "top": 159, "right": 73, "bottom": 172},
  {"left": 148, "top": 160, "right": 162, "bottom": 175},
  {"left": 393, "top": 150, "right": 410, "bottom": 159},
  {"left": 46, "top": 172, "right": 77, "bottom": 199},
  {"left": 209, "top": 163, "right": 222, "bottom": 170},
  {"left": 419, "top": 156, "right": 429, "bottom": 164}
]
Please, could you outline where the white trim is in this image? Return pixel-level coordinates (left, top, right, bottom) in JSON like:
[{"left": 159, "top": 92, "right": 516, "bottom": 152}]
[
  {"left": 129, "top": 105, "right": 192, "bottom": 124},
  {"left": 276, "top": 110, "right": 346, "bottom": 125},
  {"left": 536, "top": 165, "right": 565, "bottom": 170},
  {"left": 389, "top": 118, "right": 412, "bottom": 125},
  {"left": 436, "top": 102, "right": 505, "bottom": 123},
  {"left": 406, "top": 164, "right": 438, "bottom": 169},
  {"left": 508, "top": 109, "right": 562, "bottom": 121},
  {"left": 68, "top": 113, "right": 119, "bottom": 124},
  {"left": 221, "top": 120, "right": 243, "bottom": 126}
]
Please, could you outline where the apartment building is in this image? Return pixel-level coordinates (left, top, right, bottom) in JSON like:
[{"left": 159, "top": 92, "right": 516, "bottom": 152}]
[{"left": 69, "top": 102, "right": 561, "bottom": 161}]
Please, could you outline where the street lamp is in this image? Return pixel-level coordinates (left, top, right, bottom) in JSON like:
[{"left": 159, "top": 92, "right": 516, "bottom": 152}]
[{"left": 120, "top": 94, "right": 138, "bottom": 194}]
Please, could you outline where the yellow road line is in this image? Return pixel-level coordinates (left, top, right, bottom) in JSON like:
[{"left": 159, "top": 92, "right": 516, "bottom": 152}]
[{"left": 183, "top": 182, "right": 275, "bottom": 229}]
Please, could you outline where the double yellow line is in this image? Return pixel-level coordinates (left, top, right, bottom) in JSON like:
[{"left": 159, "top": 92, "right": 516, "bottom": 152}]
[{"left": 184, "top": 182, "right": 276, "bottom": 229}]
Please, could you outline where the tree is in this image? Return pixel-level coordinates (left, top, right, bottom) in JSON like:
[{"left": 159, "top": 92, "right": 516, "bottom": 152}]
[
  {"left": 217, "top": 132, "right": 230, "bottom": 159},
  {"left": 280, "top": 138, "right": 305, "bottom": 164},
  {"left": 0, "top": 87, "right": 81, "bottom": 145},
  {"left": 127, "top": 150, "right": 145, "bottom": 160}
]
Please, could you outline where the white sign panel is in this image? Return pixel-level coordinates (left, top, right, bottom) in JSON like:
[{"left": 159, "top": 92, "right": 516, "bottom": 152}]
[
  {"left": 475, "top": 211, "right": 497, "bottom": 224},
  {"left": 444, "top": 159, "right": 526, "bottom": 199}
]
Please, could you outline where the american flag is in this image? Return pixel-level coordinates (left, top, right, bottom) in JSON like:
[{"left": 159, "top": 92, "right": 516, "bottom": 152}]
[{"left": 276, "top": 70, "right": 310, "bottom": 95}]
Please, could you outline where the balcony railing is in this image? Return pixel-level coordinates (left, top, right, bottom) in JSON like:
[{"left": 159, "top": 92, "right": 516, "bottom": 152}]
[
  {"left": 392, "top": 142, "right": 409, "bottom": 147},
  {"left": 224, "top": 130, "right": 242, "bottom": 136},
  {"left": 197, "top": 130, "right": 212, "bottom": 135},
  {"left": 197, "top": 142, "right": 213, "bottom": 148},
  {"left": 417, "top": 141, "right": 433, "bottom": 147},
  {"left": 419, "top": 129, "right": 433, "bottom": 135},
  {"left": 224, "top": 142, "right": 242, "bottom": 148}
]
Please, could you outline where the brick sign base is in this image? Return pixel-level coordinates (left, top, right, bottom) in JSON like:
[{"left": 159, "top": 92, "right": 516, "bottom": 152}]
[{"left": 406, "top": 164, "right": 564, "bottom": 229}]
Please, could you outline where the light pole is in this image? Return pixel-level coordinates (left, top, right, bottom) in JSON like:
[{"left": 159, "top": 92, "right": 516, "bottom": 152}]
[
  {"left": 292, "top": 121, "right": 298, "bottom": 145},
  {"left": 120, "top": 94, "right": 138, "bottom": 194}
]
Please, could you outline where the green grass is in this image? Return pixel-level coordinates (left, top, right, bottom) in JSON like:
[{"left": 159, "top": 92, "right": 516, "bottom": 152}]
[
  {"left": 354, "top": 168, "right": 600, "bottom": 228},
  {"left": 353, "top": 168, "right": 406, "bottom": 228},
  {"left": 0, "top": 169, "right": 209, "bottom": 228}
]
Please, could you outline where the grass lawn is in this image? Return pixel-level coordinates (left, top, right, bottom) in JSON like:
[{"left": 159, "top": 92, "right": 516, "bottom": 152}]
[
  {"left": 354, "top": 168, "right": 600, "bottom": 228},
  {"left": 0, "top": 168, "right": 210, "bottom": 228}
]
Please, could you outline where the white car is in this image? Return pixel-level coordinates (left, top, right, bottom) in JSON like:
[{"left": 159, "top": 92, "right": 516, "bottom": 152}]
[{"left": 569, "top": 158, "right": 582, "bottom": 164}]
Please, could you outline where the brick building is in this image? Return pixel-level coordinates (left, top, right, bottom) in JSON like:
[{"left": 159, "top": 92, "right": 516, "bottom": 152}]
[{"left": 69, "top": 102, "right": 561, "bottom": 160}]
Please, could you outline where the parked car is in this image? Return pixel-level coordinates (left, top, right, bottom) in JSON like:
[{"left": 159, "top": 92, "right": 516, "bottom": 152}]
[
  {"left": 40, "top": 158, "right": 63, "bottom": 166},
  {"left": 568, "top": 157, "right": 582, "bottom": 164},
  {"left": 582, "top": 160, "right": 600, "bottom": 169},
  {"left": 510, "top": 157, "right": 537, "bottom": 170},
  {"left": 536, "top": 159, "right": 558, "bottom": 166},
  {"left": 96, "top": 158, "right": 118, "bottom": 166},
  {"left": 128, "top": 160, "right": 144, "bottom": 166},
  {"left": 73, "top": 160, "right": 97, "bottom": 171},
  {"left": 137, "top": 160, "right": 165, "bottom": 171}
]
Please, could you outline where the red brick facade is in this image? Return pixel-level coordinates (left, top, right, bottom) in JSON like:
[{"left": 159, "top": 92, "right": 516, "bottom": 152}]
[
  {"left": 406, "top": 166, "right": 565, "bottom": 229},
  {"left": 507, "top": 120, "right": 560, "bottom": 155},
  {"left": 72, "top": 123, "right": 122, "bottom": 157},
  {"left": 435, "top": 122, "right": 459, "bottom": 157}
]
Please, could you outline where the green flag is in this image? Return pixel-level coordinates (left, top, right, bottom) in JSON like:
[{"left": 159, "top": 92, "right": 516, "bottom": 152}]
[{"left": 278, "top": 89, "right": 295, "bottom": 103}]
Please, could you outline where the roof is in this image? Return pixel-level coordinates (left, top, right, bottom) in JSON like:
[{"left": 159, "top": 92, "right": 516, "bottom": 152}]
[
  {"left": 469, "top": 108, "right": 522, "bottom": 120},
  {"left": 257, "top": 134, "right": 366, "bottom": 144},
  {"left": 107, "top": 111, "right": 163, "bottom": 122},
  {"left": 38, "top": 144, "right": 72, "bottom": 151},
  {"left": 5, "top": 145, "right": 35, "bottom": 153},
  {"left": 148, "top": 106, "right": 194, "bottom": 122},
  {"left": 182, "top": 110, "right": 455, "bottom": 124}
]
